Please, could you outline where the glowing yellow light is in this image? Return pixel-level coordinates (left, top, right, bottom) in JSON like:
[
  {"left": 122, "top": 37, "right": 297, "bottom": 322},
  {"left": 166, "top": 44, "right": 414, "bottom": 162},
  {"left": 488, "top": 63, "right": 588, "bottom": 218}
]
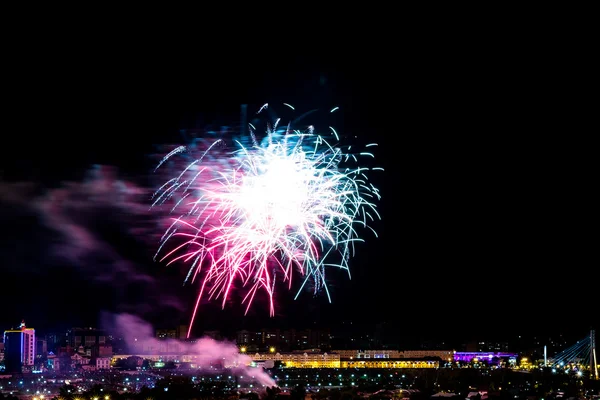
[
  {"left": 240, "top": 347, "right": 246, "bottom": 353},
  {"left": 269, "top": 347, "right": 275, "bottom": 353}
]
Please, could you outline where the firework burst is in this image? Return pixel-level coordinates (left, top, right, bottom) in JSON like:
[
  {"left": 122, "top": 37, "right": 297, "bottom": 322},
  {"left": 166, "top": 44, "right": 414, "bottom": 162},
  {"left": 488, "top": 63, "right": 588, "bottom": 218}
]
[{"left": 153, "top": 104, "right": 382, "bottom": 336}]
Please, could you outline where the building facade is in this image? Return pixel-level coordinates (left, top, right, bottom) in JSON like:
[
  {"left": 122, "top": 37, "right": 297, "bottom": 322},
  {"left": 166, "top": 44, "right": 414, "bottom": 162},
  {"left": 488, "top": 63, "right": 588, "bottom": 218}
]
[
  {"left": 332, "top": 349, "right": 454, "bottom": 362},
  {"left": 340, "top": 359, "right": 439, "bottom": 369},
  {"left": 236, "top": 329, "right": 331, "bottom": 352},
  {"left": 3, "top": 321, "right": 36, "bottom": 373},
  {"left": 155, "top": 325, "right": 189, "bottom": 340},
  {"left": 453, "top": 351, "right": 517, "bottom": 364},
  {"left": 96, "top": 357, "right": 111, "bottom": 369},
  {"left": 251, "top": 352, "right": 341, "bottom": 368},
  {"left": 67, "top": 328, "right": 107, "bottom": 348}
]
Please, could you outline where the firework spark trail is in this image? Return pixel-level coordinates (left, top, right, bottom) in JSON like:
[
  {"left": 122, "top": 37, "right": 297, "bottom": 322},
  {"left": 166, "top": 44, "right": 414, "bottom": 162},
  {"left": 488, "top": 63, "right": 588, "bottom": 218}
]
[{"left": 152, "top": 104, "right": 382, "bottom": 337}]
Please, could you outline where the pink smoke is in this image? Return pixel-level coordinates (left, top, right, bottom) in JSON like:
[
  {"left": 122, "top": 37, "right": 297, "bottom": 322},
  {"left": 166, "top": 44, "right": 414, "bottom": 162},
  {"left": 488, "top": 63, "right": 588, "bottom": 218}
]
[
  {"left": 106, "top": 313, "right": 276, "bottom": 389},
  {"left": 0, "top": 166, "right": 185, "bottom": 316},
  {"left": 35, "top": 165, "right": 153, "bottom": 262}
]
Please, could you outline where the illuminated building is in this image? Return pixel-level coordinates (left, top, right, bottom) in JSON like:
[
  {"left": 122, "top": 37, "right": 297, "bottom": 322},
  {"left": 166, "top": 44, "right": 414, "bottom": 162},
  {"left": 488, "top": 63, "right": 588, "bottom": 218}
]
[
  {"left": 236, "top": 330, "right": 260, "bottom": 352},
  {"left": 251, "top": 352, "right": 341, "bottom": 368},
  {"left": 400, "top": 350, "right": 454, "bottom": 362},
  {"left": 129, "top": 340, "right": 183, "bottom": 354},
  {"left": 113, "top": 350, "right": 443, "bottom": 369},
  {"left": 3, "top": 320, "right": 36, "bottom": 373},
  {"left": 332, "top": 349, "right": 454, "bottom": 362},
  {"left": 453, "top": 352, "right": 517, "bottom": 364},
  {"left": 333, "top": 349, "right": 401, "bottom": 358},
  {"left": 71, "top": 353, "right": 91, "bottom": 366},
  {"left": 112, "top": 354, "right": 247, "bottom": 369},
  {"left": 95, "top": 357, "right": 111, "bottom": 369},
  {"left": 47, "top": 352, "right": 60, "bottom": 371},
  {"left": 155, "top": 325, "right": 189, "bottom": 340},
  {"left": 519, "top": 357, "right": 531, "bottom": 368},
  {"left": 340, "top": 359, "right": 439, "bottom": 369},
  {"left": 248, "top": 352, "right": 439, "bottom": 369}
]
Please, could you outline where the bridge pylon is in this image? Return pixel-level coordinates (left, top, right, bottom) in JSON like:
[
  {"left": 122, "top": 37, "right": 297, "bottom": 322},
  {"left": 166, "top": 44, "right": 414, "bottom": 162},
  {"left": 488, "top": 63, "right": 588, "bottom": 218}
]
[{"left": 591, "top": 329, "right": 598, "bottom": 380}]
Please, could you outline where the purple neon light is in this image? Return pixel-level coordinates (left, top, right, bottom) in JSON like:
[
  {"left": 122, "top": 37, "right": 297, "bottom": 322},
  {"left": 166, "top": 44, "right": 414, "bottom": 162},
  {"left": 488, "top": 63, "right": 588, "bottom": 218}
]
[{"left": 453, "top": 352, "right": 517, "bottom": 362}]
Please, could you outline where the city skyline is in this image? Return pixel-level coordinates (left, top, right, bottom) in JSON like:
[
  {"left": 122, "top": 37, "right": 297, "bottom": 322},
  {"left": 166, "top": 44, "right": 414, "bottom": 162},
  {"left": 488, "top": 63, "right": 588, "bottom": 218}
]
[
  {"left": 1, "top": 318, "right": 591, "bottom": 355},
  {"left": 0, "top": 55, "right": 596, "bottom": 342}
]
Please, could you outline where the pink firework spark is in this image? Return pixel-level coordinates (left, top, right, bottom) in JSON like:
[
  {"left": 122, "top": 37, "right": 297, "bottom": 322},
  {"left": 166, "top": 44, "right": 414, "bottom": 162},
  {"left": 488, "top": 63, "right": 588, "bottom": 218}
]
[{"left": 152, "top": 104, "right": 381, "bottom": 337}]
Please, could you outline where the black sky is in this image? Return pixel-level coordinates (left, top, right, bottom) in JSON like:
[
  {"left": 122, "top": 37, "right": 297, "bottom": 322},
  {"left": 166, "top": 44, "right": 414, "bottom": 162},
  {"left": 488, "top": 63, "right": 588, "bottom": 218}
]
[{"left": 0, "top": 46, "right": 595, "bottom": 344}]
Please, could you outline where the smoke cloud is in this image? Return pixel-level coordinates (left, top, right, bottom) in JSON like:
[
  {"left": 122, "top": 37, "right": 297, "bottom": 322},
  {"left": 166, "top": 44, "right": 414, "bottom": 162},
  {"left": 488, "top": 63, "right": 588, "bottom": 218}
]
[
  {"left": 1, "top": 165, "right": 277, "bottom": 389},
  {"left": 0, "top": 165, "right": 185, "bottom": 324},
  {"left": 104, "top": 313, "right": 276, "bottom": 388}
]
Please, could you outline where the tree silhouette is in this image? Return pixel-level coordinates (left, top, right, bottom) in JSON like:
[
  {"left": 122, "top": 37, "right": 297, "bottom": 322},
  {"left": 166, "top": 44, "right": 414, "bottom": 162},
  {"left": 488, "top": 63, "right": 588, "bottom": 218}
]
[
  {"left": 291, "top": 384, "right": 307, "bottom": 400},
  {"left": 264, "top": 386, "right": 281, "bottom": 400}
]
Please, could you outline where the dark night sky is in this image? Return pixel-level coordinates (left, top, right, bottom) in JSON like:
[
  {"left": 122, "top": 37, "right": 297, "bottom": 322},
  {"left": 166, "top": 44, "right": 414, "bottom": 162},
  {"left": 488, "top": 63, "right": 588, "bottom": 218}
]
[{"left": 0, "top": 45, "right": 595, "bottom": 345}]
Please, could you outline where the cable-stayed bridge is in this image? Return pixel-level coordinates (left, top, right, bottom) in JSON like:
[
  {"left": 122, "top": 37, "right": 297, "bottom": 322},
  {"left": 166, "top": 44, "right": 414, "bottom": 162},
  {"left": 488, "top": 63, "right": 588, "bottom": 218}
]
[{"left": 546, "top": 329, "right": 598, "bottom": 380}]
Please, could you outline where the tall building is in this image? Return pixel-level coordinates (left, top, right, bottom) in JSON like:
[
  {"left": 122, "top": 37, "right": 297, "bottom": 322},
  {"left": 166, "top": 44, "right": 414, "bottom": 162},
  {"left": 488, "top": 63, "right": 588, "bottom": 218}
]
[
  {"left": 67, "top": 327, "right": 107, "bottom": 348},
  {"left": 3, "top": 321, "right": 36, "bottom": 373},
  {"left": 45, "top": 332, "right": 66, "bottom": 353},
  {"left": 36, "top": 338, "right": 48, "bottom": 358},
  {"left": 236, "top": 328, "right": 331, "bottom": 352},
  {"left": 155, "top": 325, "right": 189, "bottom": 340}
]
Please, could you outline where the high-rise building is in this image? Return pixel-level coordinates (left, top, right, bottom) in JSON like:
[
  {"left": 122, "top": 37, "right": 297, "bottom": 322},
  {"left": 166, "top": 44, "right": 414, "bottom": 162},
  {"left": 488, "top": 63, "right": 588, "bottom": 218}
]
[
  {"left": 45, "top": 333, "right": 66, "bottom": 353},
  {"left": 67, "top": 327, "right": 107, "bottom": 348},
  {"left": 36, "top": 338, "right": 48, "bottom": 358},
  {"left": 155, "top": 325, "right": 189, "bottom": 340},
  {"left": 3, "top": 321, "right": 36, "bottom": 373}
]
